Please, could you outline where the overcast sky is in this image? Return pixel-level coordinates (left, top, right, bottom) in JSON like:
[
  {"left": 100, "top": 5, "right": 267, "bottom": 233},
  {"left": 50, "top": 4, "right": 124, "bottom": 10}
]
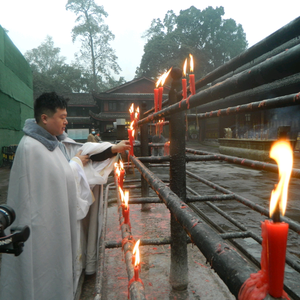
[{"left": 1, "top": 1, "right": 299, "bottom": 81}]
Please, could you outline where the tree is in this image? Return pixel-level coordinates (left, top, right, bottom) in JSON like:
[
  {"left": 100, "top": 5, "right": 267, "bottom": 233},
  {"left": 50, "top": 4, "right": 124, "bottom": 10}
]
[
  {"left": 66, "top": 0, "right": 121, "bottom": 92},
  {"left": 136, "top": 6, "right": 248, "bottom": 80},
  {"left": 24, "top": 36, "right": 87, "bottom": 97}
]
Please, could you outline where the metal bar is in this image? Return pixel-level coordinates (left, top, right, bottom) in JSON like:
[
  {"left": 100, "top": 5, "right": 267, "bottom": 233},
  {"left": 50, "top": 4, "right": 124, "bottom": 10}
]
[
  {"left": 168, "top": 69, "right": 188, "bottom": 290},
  {"left": 186, "top": 194, "right": 236, "bottom": 202},
  {"left": 108, "top": 197, "right": 163, "bottom": 205},
  {"left": 130, "top": 155, "right": 258, "bottom": 298},
  {"left": 94, "top": 183, "right": 114, "bottom": 299},
  {"left": 187, "top": 93, "right": 300, "bottom": 119},
  {"left": 105, "top": 236, "right": 192, "bottom": 249},
  {"left": 140, "top": 102, "right": 151, "bottom": 211},
  {"left": 185, "top": 148, "right": 300, "bottom": 179},
  {"left": 138, "top": 73, "right": 300, "bottom": 125}
]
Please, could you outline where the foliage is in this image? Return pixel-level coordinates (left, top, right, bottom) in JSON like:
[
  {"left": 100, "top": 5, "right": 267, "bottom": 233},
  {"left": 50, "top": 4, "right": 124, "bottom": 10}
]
[
  {"left": 66, "top": 0, "right": 121, "bottom": 92},
  {"left": 24, "top": 36, "right": 88, "bottom": 98},
  {"left": 136, "top": 6, "right": 248, "bottom": 80}
]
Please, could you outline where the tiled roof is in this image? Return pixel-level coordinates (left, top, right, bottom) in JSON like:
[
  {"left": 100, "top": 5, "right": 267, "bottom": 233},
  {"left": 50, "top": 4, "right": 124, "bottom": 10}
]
[{"left": 62, "top": 93, "right": 96, "bottom": 106}]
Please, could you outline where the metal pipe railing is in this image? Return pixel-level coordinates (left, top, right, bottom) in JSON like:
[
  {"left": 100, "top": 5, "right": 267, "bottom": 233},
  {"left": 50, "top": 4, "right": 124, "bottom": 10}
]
[{"left": 130, "top": 155, "right": 257, "bottom": 298}]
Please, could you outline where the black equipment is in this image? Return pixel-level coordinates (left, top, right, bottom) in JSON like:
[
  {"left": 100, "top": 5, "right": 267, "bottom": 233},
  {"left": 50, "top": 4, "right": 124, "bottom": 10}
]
[{"left": 0, "top": 205, "right": 30, "bottom": 256}]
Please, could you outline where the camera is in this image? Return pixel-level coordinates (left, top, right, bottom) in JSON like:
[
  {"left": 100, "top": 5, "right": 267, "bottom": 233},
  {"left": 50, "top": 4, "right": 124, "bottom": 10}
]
[{"left": 0, "top": 204, "right": 30, "bottom": 256}]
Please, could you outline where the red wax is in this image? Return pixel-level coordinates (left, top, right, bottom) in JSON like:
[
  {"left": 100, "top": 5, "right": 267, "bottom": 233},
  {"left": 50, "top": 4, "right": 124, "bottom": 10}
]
[
  {"left": 134, "top": 265, "right": 139, "bottom": 281},
  {"left": 128, "top": 129, "right": 134, "bottom": 156},
  {"left": 189, "top": 74, "right": 195, "bottom": 95},
  {"left": 182, "top": 78, "right": 187, "bottom": 99},
  {"left": 130, "top": 112, "right": 134, "bottom": 122},
  {"left": 266, "top": 220, "right": 289, "bottom": 298},
  {"left": 164, "top": 141, "right": 170, "bottom": 156},
  {"left": 154, "top": 88, "right": 159, "bottom": 113},
  {"left": 158, "top": 86, "right": 163, "bottom": 111},
  {"left": 119, "top": 169, "right": 124, "bottom": 189},
  {"left": 123, "top": 208, "right": 130, "bottom": 224}
]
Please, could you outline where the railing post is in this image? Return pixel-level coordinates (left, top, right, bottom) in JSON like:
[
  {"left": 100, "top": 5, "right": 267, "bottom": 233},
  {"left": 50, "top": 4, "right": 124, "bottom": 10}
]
[
  {"left": 168, "top": 68, "right": 188, "bottom": 290},
  {"left": 140, "top": 102, "right": 151, "bottom": 211}
]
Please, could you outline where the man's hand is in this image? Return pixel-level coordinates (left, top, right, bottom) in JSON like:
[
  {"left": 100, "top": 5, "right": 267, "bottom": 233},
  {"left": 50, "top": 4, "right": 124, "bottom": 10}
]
[
  {"left": 75, "top": 150, "right": 90, "bottom": 166},
  {"left": 111, "top": 140, "right": 131, "bottom": 154}
]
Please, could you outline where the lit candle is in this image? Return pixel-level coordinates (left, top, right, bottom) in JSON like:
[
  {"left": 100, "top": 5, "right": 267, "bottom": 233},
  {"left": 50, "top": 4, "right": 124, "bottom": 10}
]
[
  {"left": 119, "top": 187, "right": 125, "bottom": 212},
  {"left": 119, "top": 161, "right": 125, "bottom": 190},
  {"left": 189, "top": 54, "right": 195, "bottom": 95},
  {"left": 123, "top": 190, "right": 130, "bottom": 224},
  {"left": 154, "top": 88, "right": 159, "bottom": 113},
  {"left": 133, "top": 239, "right": 141, "bottom": 280},
  {"left": 132, "top": 239, "right": 140, "bottom": 265},
  {"left": 135, "top": 106, "right": 140, "bottom": 122},
  {"left": 128, "top": 121, "right": 135, "bottom": 157},
  {"left": 182, "top": 58, "right": 187, "bottom": 99},
  {"left": 129, "top": 103, "right": 135, "bottom": 122},
  {"left": 266, "top": 140, "right": 292, "bottom": 298}
]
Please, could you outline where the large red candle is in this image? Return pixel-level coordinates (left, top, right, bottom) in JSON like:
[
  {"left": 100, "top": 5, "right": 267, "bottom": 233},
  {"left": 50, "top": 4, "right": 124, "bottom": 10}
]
[{"left": 266, "top": 220, "right": 289, "bottom": 297}]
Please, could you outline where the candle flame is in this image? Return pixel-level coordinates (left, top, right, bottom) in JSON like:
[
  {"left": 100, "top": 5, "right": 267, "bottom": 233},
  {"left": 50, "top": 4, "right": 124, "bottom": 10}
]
[
  {"left": 119, "top": 187, "right": 124, "bottom": 202},
  {"left": 124, "top": 190, "right": 129, "bottom": 209},
  {"left": 133, "top": 239, "right": 140, "bottom": 266},
  {"left": 189, "top": 54, "right": 194, "bottom": 73},
  {"left": 183, "top": 58, "right": 187, "bottom": 77},
  {"left": 155, "top": 68, "right": 172, "bottom": 87},
  {"left": 130, "top": 121, "right": 134, "bottom": 130},
  {"left": 129, "top": 103, "right": 134, "bottom": 114},
  {"left": 135, "top": 106, "right": 139, "bottom": 119},
  {"left": 269, "top": 140, "right": 293, "bottom": 217}
]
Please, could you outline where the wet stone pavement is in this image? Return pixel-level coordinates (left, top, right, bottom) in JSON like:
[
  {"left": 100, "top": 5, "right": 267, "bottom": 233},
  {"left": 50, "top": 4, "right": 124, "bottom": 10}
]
[{"left": 1, "top": 141, "right": 300, "bottom": 299}]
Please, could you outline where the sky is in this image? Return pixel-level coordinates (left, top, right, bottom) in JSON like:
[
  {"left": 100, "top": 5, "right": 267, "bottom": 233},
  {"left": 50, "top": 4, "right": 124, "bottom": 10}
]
[{"left": 0, "top": 1, "right": 299, "bottom": 82}]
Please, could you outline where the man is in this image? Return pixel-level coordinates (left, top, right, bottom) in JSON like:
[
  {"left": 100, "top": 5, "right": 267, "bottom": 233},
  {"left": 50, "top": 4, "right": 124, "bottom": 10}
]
[
  {"left": 87, "top": 128, "right": 98, "bottom": 142},
  {"left": 0, "top": 92, "right": 130, "bottom": 300}
]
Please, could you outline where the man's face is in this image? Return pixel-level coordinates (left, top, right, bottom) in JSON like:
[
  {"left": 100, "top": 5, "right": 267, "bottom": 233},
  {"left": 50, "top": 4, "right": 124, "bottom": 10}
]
[{"left": 44, "top": 108, "right": 68, "bottom": 136}]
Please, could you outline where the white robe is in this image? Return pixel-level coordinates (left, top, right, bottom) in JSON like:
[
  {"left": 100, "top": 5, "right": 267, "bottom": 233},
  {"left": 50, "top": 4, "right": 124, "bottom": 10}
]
[{"left": 0, "top": 135, "right": 78, "bottom": 300}]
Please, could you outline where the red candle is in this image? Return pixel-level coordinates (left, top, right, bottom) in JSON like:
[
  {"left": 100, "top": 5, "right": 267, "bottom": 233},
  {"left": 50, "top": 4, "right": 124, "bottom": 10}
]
[
  {"left": 189, "top": 74, "right": 195, "bottom": 95},
  {"left": 182, "top": 58, "right": 187, "bottom": 99},
  {"left": 134, "top": 265, "right": 139, "bottom": 281},
  {"left": 128, "top": 122, "right": 135, "bottom": 156},
  {"left": 266, "top": 220, "right": 289, "bottom": 297},
  {"left": 154, "top": 88, "right": 159, "bottom": 113},
  {"left": 266, "top": 140, "right": 293, "bottom": 298},
  {"left": 119, "top": 169, "right": 124, "bottom": 190},
  {"left": 123, "top": 207, "right": 130, "bottom": 224},
  {"left": 158, "top": 86, "right": 163, "bottom": 111},
  {"left": 189, "top": 54, "right": 196, "bottom": 95}
]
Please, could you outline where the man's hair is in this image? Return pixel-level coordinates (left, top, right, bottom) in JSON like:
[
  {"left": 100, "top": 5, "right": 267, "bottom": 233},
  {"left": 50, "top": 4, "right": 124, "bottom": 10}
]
[{"left": 34, "top": 92, "right": 68, "bottom": 123}]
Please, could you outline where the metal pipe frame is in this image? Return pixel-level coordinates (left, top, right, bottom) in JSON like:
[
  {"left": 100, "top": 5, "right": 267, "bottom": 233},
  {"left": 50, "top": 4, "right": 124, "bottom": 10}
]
[{"left": 130, "top": 155, "right": 258, "bottom": 298}]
